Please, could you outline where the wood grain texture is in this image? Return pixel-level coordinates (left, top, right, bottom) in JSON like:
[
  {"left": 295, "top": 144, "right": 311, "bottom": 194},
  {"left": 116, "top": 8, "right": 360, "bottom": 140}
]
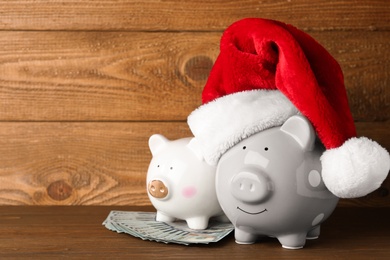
[
  {"left": 1, "top": 206, "right": 390, "bottom": 258},
  {"left": 0, "top": 0, "right": 389, "bottom": 206},
  {"left": 0, "top": 122, "right": 192, "bottom": 205},
  {"left": 0, "top": 31, "right": 388, "bottom": 121},
  {"left": 0, "top": 122, "right": 388, "bottom": 206},
  {"left": 0, "top": 0, "right": 388, "bottom": 31},
  {"left": 0, "top": 31, "right": 218, "bottom": 121},
  {"left": 0, "top": 31, "right": 217, "bottom": 121}
]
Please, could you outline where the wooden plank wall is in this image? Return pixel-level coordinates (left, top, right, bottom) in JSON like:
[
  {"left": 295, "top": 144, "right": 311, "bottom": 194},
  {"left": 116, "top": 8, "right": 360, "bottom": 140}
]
[{"left": 0, "top": 0, "right": 389, "bottom": 206}]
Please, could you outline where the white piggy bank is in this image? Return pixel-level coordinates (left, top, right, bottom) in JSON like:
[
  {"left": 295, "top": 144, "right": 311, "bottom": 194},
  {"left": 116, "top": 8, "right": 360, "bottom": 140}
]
[{"left": 146, "top": 134, "right": 225, "bottom": 230}]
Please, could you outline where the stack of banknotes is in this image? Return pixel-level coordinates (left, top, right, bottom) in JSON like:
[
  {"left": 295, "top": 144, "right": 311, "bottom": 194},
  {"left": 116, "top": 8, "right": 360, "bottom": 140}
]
[{"left": 103, "top": 211, "right": 234, "bottom": 245}]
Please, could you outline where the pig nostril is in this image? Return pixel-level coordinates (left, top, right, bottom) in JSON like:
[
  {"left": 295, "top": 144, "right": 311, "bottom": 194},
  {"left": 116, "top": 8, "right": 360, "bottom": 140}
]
[
  {"left": 151, "top": 185, "right": 156, "bottom": 191},
  {"left": 160, "top": 188, "right": 165, "bottom": 193}
]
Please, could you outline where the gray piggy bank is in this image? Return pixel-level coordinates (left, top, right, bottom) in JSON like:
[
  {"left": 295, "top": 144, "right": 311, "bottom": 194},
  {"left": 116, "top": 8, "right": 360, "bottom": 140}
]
[{"left": 216, "top": 115, "right": 339, "bottom": 249}]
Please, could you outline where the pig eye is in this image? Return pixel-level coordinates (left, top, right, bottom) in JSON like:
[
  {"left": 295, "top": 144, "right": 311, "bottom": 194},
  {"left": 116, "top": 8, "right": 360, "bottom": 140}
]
[
  {"left": 157, "top": 165, "right": 160, "bottom": 168},
  {"left": 264, "top": 147, "right": 269, "bottom": 151},
  {"left": 243, "top": 146, "right": 247, "bottom": 150},
  {"left": 170, "top": 167, "right": 173, "bottom": 170}
]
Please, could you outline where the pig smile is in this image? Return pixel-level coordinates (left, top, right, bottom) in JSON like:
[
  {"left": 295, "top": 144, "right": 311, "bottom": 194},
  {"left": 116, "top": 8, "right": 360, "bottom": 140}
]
[{"left": 237, "top": 207, "right": 267, "bottom": 215}]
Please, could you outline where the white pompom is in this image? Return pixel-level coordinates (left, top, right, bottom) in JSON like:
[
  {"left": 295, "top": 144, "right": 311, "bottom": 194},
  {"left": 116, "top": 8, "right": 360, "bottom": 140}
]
[{"left": 321, "top": 137, "right": 390, "bottom": 198}]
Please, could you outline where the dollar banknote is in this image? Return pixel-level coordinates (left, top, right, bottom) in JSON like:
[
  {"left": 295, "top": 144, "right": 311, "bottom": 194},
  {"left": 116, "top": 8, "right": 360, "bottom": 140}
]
[{"left": 103, "top": 211, "right": 234, "bottom": 245}]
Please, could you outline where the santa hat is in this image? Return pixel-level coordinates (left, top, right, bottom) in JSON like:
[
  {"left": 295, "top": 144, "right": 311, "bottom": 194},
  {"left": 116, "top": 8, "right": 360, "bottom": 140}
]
[{"left": 187, "top": 18, "right": 389, "bottom": 198}]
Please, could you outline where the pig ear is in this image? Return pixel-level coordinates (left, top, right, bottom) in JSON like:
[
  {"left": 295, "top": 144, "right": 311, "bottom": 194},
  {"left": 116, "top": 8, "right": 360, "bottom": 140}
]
[
  {"left": 280, "top": 115, "right": 316, "bottom": 151},
  {"left": 149, "top": 134, "right": 169, "bottom": 156},
  {"left": 187, "top": 138, "right": 205, "bottom": 161}
]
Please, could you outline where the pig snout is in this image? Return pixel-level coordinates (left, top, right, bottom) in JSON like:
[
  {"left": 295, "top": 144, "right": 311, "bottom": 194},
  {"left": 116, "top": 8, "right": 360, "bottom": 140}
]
[
  {"left": 148, "top": 180, "right": 169, "bottom": 199},
  {"left": 230, "top": 170, "right": 272, "bottom": 203}
]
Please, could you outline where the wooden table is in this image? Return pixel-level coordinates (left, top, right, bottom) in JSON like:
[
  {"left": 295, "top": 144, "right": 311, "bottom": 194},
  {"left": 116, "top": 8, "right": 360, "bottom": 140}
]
[{"left": 1, "top": 206, "right": 389, "bottom": 259}]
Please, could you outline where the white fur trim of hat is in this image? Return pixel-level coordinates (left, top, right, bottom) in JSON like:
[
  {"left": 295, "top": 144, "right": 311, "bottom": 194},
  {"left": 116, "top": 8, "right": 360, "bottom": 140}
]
[{"left": 187, "top": 89, "right": 299, "bottom": 166}]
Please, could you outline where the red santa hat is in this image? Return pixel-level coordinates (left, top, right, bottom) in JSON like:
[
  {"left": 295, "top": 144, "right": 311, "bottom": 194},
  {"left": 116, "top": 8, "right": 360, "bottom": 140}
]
[{"left": 187, "top": 18, "right": 389, "bottom": 198}]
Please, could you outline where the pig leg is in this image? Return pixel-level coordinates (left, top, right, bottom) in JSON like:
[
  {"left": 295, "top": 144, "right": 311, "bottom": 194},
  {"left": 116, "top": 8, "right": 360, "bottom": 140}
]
[
  {"left": 186, "top": 216, "right": 209, "bottom": 230},
  {"left": 156, "top": 211, "right": 175, "bottom": 222},
  {"left": 277, "top": 233, "right": 306, "bottom": 249},
  {"left": 307, "top": 225, "right": 320, "bottom": 240},
  {"left": 234, "top": 227, "right": 257, "bottom": 244}
]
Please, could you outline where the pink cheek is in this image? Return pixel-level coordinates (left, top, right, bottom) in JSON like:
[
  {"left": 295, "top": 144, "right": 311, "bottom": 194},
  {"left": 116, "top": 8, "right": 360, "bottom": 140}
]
[{"left": 182, "top": 186, "right": 197, "bottom": 198}]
